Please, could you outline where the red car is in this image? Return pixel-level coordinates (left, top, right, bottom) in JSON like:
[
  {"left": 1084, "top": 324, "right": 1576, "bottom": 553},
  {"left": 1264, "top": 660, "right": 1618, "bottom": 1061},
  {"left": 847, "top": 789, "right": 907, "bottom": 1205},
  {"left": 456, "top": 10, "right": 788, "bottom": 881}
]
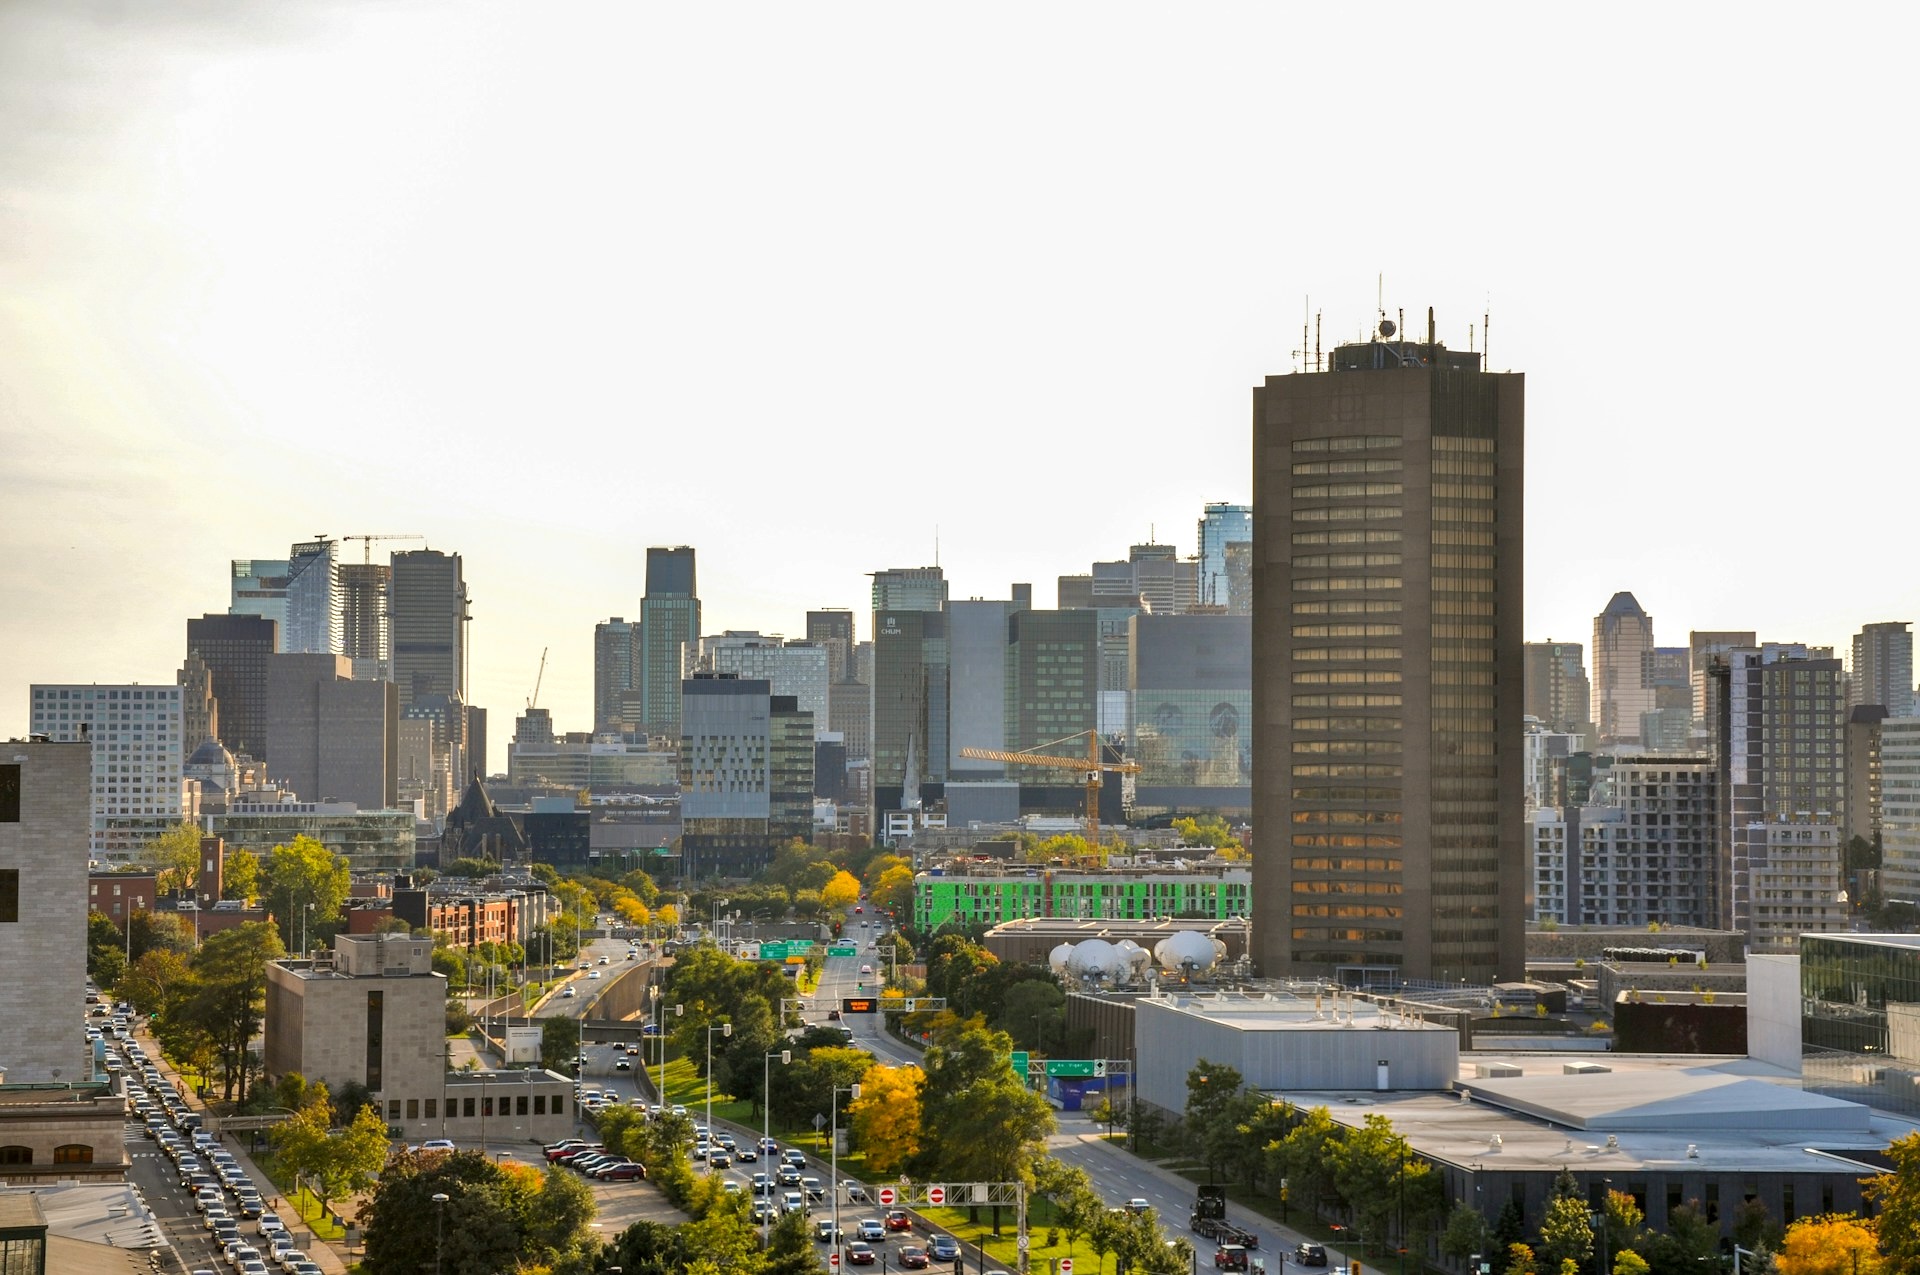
[
  {"left": 601, "top": 1162, "right": 647, "bottom": 1181},
  {"left": 885, "top": 1209, "right": 912, "bottom": 1232},
  {"left": 899, "top": 1247, "right": 931, "bottom": 1269},
  {"left": 848, "top": 1243, "right": 878, "bottom": 1265}
]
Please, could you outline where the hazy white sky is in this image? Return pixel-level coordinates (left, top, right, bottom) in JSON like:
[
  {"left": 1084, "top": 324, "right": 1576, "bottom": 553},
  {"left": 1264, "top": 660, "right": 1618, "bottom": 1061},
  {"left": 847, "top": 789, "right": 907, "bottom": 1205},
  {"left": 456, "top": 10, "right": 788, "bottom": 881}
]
[{"left": 4, "top": 2, "right": 1915, "bottom": 764}]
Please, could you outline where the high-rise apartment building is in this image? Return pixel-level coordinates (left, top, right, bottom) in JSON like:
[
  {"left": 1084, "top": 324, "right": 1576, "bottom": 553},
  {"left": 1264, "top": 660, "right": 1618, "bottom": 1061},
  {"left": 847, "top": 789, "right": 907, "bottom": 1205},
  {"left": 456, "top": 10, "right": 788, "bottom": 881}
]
[
  {"left": 29, "top": 684, "right": 186, "bottom": 861},
  {"left": 389, "top": 550, "right": 468, "bottom": 711},
  {"left": 1129, "top": 613, "right": 1251, "bottom": 817},
  {"left": 0, "top": 741, "right": 91, "bottom": 1083},
  {"left": 639, "top": 547, "right": 700, "bottom": 741},
  {"left": 1642, "top": 645, "right": 1693, "bottom": 751},
  {"left": 1522, "top": 641, "right": 1593, "bottom": 741},
  {"left": 593, "top": 618, "right": 641, "bottom": 733},
  {"left": 1251, "top": 322, "right": 1525, "bottom": 983},
  {"left": 1845, "top": 704, "right": 1890, "bottom": 849},
  {"left": 1852, "top": 622, "right": 1915, "bottom": 717},
  {"left": 1711, "top": 645, "right": 1848, "bottom": 944},
  {"left": 1689, "top": 630, "right": 1756, "bottom": 749},
  {"left": 1878, "top": 717, "right": 1920, "bottom": 903},
  {"left": 948, "top": 599, "right": 1021, "bottom": 782},
  {"left": 871, "top": 566, "right": 948, "bottom": 615},
  {"left": 1004, "top": 609, "right": 1099, "bottom": 792},
  {"left": 1592, "top": 592, "right": 1655, "bottom": 746},
  {"left": 265, "top": 654, "right": 399, "bottom": 809},
  {"left": 1530, "top": 757, "right": 1715, "bottom": 928},
  {"left": 1197, "top": 503, "right": 1253, "bottom": 610},
  {"left": 807, "top": 610, "right": 856, "bottom": 685},
  {"left": 187, "top": 613, "right": 277, "bottom": 763},
  {"left": 678, "top": 675, "right": 812, "bottom": 877}
]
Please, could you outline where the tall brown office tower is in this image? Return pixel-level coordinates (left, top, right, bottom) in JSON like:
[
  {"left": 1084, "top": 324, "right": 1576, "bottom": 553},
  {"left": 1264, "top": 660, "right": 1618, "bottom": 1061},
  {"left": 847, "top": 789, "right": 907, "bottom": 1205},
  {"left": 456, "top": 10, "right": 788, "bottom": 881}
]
[{"left": 1251, "top": 318, "right": 1525, "bottom": 985}]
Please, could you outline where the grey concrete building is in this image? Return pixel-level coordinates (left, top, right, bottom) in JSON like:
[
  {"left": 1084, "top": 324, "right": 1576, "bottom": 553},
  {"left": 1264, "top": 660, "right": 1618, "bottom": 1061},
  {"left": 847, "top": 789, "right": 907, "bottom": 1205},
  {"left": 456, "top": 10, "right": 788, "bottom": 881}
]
[
  {"left": 593, "top": 617, "right": 641, "bottom": 734},
  {"left": 678, "top": 675, "right": 812, "bottom": 877},
  {"left": 870, "top": 609, "right": 948, "bottom": 818},
  {"left": 806, "top": 609, "right": 856, "bottom": 686},
  {"left": 28, "top": 684, "right": 186, "bottom": 862},
  {"left": 1251, "top": 325, "right": 1525, "bottom": 984},
  {"left": 0, "top": 742, "right": 90, "bottom": 1085},
  {"left": 266, "top": 654, "right": 399, "bottom": 809}
]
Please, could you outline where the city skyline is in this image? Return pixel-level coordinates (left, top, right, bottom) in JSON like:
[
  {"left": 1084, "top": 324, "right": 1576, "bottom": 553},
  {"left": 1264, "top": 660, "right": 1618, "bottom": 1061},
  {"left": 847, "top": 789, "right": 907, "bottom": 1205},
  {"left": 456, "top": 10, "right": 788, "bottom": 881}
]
[{"left": 4, "top": 4, "right": 1916, "bottom": 764}]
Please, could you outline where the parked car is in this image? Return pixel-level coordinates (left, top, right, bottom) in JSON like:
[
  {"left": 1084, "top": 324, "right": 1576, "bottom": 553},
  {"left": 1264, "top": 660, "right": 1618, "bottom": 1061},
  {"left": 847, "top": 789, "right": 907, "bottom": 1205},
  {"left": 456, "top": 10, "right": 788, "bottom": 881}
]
[{"left": 601, "top": 1162, "right": 647, "bottom": 1181}]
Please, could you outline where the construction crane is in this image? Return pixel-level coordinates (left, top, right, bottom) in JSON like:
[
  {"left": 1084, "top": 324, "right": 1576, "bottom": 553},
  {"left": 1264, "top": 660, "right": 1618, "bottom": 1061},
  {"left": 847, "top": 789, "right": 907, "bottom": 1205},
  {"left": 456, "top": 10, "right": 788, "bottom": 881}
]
[
  {"left": 959, "top": 730, "right": 1140, "bottom": 847},
  {"left": 341, "top": 533, "right": 425, "bottom": 563},
  {"left": 527, "top": 647, "right": 548, "bottom": 710}
]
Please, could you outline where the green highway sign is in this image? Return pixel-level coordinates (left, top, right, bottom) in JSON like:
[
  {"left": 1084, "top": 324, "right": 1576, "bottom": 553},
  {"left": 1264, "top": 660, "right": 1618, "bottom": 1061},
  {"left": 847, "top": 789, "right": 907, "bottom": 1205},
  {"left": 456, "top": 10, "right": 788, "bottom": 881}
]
[
  {"left": 1045, "top": 1060, "right": 1098, "bottom": 1078},
  {"left": 828, "top": 943, "right": 857, "bottom": 957},
  {"left": 760, "top": 942, "right": 794, "bottom": 960},
  {"left": 1010, "top": 1051, "right": 1029, "bottom": 1076}
]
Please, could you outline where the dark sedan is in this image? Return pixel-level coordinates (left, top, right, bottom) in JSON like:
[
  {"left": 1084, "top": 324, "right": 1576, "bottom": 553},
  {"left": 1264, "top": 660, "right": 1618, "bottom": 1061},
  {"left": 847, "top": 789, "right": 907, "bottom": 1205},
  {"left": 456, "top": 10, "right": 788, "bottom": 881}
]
[{"left": 899, "top": 1247, "right": 931, "bottom": 1269}]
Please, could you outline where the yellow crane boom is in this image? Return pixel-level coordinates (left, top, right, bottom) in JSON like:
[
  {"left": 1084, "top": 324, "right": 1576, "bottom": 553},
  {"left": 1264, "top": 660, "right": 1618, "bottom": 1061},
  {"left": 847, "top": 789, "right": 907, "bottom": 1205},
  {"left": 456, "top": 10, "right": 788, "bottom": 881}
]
[{"left": 959, "top": 731, "right": 1138, "bottom": 844}]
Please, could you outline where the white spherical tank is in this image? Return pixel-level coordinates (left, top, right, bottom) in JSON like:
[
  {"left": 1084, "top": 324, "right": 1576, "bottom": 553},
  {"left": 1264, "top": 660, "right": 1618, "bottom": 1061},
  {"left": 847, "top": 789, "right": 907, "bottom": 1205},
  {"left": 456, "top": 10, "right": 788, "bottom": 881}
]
[
  {"left": 1154, "top": 929, "right": 1218, "bottom": 973},
  {"left": 1113, "top": 939, "right": 1151, "bottom": 979},
  {"left": 1066, "top": 938, "right": 1118, "bottom": 981},
  {"left": 1048, "top": 943, "right": 1074, "bottom": 975}
]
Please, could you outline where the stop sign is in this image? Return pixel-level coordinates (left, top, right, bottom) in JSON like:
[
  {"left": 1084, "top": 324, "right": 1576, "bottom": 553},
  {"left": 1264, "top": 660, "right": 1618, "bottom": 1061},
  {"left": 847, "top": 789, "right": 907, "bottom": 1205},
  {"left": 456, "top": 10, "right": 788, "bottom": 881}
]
[
  {"left": 927, "top": 1185, "right": 946, "bottom": 1205},
  {"left": 877, "top": 1187, "right": 896, "bottom": 1206}
]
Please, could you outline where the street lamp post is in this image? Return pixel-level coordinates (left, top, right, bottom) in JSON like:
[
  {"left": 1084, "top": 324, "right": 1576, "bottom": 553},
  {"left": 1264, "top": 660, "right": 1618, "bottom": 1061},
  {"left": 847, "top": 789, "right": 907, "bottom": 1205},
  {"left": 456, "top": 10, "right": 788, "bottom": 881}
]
[
  {"left": 705, "top": 1021, "right": 732, "bottom": 1135},
  {"left": 656, "top": 999, "right": 682, "bottom": 1105},
  {"left": 432, "top": 1192, "right": 450, "bottom": 1275},
  {"left": 831, "top": 1082, "right": 862, "bottom": 1265},
  {"left": 763, "top": 1048, "right": 792, "bottom": 1246},
  {"left": 301, "top": 902, "right": 313, "bottom": 957}
]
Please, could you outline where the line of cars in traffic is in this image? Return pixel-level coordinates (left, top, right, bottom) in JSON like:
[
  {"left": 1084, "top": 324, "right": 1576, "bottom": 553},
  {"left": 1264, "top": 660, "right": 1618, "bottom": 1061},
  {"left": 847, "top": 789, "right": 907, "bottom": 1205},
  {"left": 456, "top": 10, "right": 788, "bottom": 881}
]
[{"left": 102, "top": 1020, "right": 320, "bottom": 1275}]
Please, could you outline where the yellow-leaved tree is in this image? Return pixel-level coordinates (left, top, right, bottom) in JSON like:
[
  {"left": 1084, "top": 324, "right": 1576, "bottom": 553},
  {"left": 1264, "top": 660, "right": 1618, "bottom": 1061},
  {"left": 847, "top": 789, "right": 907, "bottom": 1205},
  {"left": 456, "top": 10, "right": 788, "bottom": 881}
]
[
  {"left": 821, "top": 870, "right": 862, "bottom": 911},
  {"left": 848, "top": 1064, "right": 924, "bottom": 1176},
  {"left": 1777, "top": 1215, "right": 1880, "bottom": 1275}
]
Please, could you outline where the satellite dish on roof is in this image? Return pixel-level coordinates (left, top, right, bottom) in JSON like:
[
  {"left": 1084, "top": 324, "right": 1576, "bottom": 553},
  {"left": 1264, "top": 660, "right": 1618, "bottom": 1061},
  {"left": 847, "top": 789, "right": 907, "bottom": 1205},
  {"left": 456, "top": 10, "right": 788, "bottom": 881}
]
[{"left": 1379, "top": 318, "right": 1397, "bottom": 339}]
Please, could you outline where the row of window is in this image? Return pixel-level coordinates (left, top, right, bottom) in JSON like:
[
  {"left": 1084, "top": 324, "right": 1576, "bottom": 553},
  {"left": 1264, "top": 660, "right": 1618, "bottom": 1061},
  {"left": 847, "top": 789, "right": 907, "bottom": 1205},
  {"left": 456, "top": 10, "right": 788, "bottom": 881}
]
[
  {"left": 0, "top": 1144, "right": 94, "bottom": 1164},
  {"left": 1293, "top": 506, "right": 1402, "bottom": 523},
  {"left": 1292, "top": 553, "right": 1402, "bottom": 569},
  {"left": 1291, "top": 458, "right": 1404, "bottom": 476},
  {"left": 1292, "top": 528, "right": 1403, "bottom": 546},
  {"left": 1294, "top": 483, "right": 1403, "bottom": 500},
  {"left": 1293, "top": 600, "right": 1403, "bottom": 615},
  {"left": 1294, "top": 647, "right": 1401, "bottom": 662},
  {"left": 390, "top": 1091, "right": 568, "bottom": 1122},
  {"left": 1294, "top": 576, "right": 1403, "bottom": 592},
  {"left": 1292, "top": 434, "right": 1401, "bottom": 452},
  {"left": 1293, "top": 694, "right": 1403, "bottom": 709}
]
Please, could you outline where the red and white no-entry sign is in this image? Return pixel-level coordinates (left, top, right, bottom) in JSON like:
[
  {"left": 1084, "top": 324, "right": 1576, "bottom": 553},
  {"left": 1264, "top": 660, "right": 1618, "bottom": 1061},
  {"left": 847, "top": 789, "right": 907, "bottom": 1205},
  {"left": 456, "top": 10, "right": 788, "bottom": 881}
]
[
  {"left": 877, "top": 1187, "right": 896, "bottom": 1206},
  {"left": 830, "top": 1255, "right": 841, "bottom": 1268},
  {"left": 1059, "top": 1260, "right": 1074, "bottom": 1274},
  {"left": 927, "top": 1185, "right": 946, "bottom": 1205}
]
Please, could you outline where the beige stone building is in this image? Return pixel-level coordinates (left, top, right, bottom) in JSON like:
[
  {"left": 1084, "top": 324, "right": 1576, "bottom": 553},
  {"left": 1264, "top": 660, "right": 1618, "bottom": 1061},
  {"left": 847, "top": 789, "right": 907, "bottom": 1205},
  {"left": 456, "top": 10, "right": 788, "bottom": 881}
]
[
  {"left": 0, "top": 741, "right": 90, "bottom": 1085},
  {"left": 264, "top": 934, "right": 447, "bottom": 1125}
]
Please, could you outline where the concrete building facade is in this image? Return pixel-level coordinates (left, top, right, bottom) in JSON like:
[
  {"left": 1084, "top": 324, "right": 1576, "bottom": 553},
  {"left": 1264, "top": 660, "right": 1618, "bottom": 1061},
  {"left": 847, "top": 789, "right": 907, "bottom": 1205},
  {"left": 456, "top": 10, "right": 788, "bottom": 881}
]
[
  {"left": 639, "top": 547, "right": 699, "bottom": 742},
  {"left": 678, "top": 676, "right": 812, "bottom": 877},
  {"left": 1522, "top": 641, "right": 1593, "bottom": 742},
  {"left": 1878, "top": 717, "right": 1920, "bottom": 904},
  {"left": 1531, "top": 758, "right": 1716, "bottom": 929},
  {"left": 265, "top": 654, "right": 399, "bottom": 810},
  {"left": 593, "top": 618, "right": 641, "bottom": 734},
  {"left": 1251, "top": 330, "right": 1525, "bottom": 984},
  {"left": 28, "top": 684, "right": 186, "bottom": 861},
  {"left": 1129, "top": 613, "right": 1251, "bottom": 816},
  {"left": 0, "top": 742, "right": 90, "bottom": 1085},
  {"left": 806, "top": 609, "right": 856, "bottom": 686}
]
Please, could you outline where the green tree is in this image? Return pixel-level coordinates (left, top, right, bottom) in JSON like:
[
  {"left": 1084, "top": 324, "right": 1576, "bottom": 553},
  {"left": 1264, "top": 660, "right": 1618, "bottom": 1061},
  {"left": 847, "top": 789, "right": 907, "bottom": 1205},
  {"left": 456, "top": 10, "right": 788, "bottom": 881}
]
[
  {"left": 541, "top": 1016, "right": 582, "bottom": 1073},
  {"left": 916, "top": 1017, "right": 1054, "bottom": 1232},
  {"left": 1267, "top": 1105, "right": 1342, "bottom": 1218},
  {"left": 1865, "top": 1129, "right": 1920, "bottom": 1273},
  {"left": 130, "top": 909, "right": 196, "bottom": 961},
  {"left": 145, "top": 822, "right": 204, "bottom": 894},
  {"left": 1640, "top": 1202, "right": 1718, "bottom": 1275},
  {"left": 221, "top": 847, "right": 260, "bottom": 902},
  {"left": 999, "top": 978, "right": 1066, "bottom": 1052},
  {"left": 764, "top": 1208, "right": 816, "bottom": 1275},
  {"left": 181, "top": 920, "right": 284, "bottom": 1102},
  {"left": 1599, "top": 1188, "right": 1646, "bottom": 1271},
  {"left": 260, "top": 835, "right": 351, "bottom": 952},
  {"left": 1172, "top": 815, "right": 1239, "bottom": 851},
  {"left": 361, "top": 1148, "right": 596, "bottom": 1274},
  {"left": 1536, "top": 1194, "right": 1594, "bottom": 1270},
  {"left": 1441, "top": 1201, "right": 1492, "bottom": 1261},
  {"left": 605, "top": 1219, "right": 691, "bottom": 1275},
  {"left": 1506, "top": 1242, "right": 1539, "bottom": 1275},
  {"left": 1613, "top": 1253, "right": 1650, "bottom": 1275}
]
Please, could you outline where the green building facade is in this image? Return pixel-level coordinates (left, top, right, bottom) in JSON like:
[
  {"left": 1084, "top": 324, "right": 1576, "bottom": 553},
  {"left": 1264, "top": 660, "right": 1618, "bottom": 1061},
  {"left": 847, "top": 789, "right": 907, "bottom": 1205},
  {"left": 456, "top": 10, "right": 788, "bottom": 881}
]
[{"left": 913, "top": 866, "right": 1250, "bottom": 930}]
